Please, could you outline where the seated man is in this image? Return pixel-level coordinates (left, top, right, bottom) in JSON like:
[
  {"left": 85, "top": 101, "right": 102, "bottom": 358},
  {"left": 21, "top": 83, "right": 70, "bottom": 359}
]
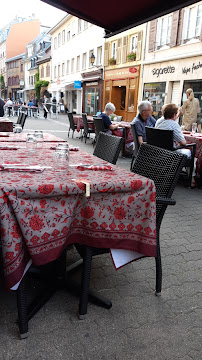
[
  {"left": 131, "top": 101, "right": 156, "bottom": 145},
  {"left": 156, "top": 103, "right": 196, "bottom": 187},
  {"left": 100, "top": 103, "right": 122, "bottom": 133}
]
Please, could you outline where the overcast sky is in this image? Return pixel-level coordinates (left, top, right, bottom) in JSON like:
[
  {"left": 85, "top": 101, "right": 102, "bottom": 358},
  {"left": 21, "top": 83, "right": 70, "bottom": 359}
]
[{"left": 0, "top": 0, "right": 66, "bottom": 29}]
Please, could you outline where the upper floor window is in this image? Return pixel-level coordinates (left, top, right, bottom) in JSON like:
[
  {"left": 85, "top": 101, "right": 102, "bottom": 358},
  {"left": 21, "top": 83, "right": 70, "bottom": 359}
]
[
  {"left": 89, "top": 49, "right": 94, "bottom": 67},
  {"left": 111, "top": 41, "right": 117, "bottom": 59},
  {"left": 21, "top": 64, "right": 23, "bottom": 72},
  {"left": 62, "top": 62, "right": 65, "bottom": 76},
  {"left": 62, "top": 30, "right": 65, "bottom": 43},
  {"left": 84, "top": 21, "right": 88, "bottom": 30},
  {"left": 41, "top": 65, "right": 44, "bottom": 78},
  {"left": 97, "top": 46, "right": 102, "bottom": 65},
  {"left": 54, "top": 37, "right": 57, "bottom": 49},
  {"left": 67, "top": 28, "right": 70, "bottom": 41},
  {"left": 156, "top": 15, "right": 172, "bottom": 48},
  {"left": 183, "top": 4, "right": 202, "bottom": 41},
  {"left": 82, "top": 53, "right": 87, "bottom": 70},
  {"left": 130, "top": 35, "right": 138, "bottom": 52},
  {"left": 58, "top": 64, "right": 60, "bottom": 77},
  {"left": 78, "top": 19, "right": 82, "bottom": 33},
  {"left": 72, "top": 21, "right": 76, "bottom": 37},
  {"left": 54, "top": 65, "right": 57, "bottom": 78},
  {"left": 67, "top": 60, "right": 70, "bottom": 74},
  {"left": 46, "top": 64, "right": 50, "bottom": 77},
  {"left": 58, "top": 33, "right": 61, "bottom": 47},
  {"left": 76, "top": 56, "right": 80, "bottom": 71},
  {"left": 71, "top": 58, "right": 75, "bottom": 73}
]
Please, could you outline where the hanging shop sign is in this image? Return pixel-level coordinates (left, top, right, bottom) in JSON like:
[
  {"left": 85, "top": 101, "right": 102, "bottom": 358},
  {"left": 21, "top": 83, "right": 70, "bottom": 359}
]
[{"left": 74, "top": 81, "right": 82, "bottom": 89}]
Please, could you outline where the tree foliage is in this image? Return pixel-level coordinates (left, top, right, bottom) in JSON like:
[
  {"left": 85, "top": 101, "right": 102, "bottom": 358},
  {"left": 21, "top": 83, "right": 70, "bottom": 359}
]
[{"left": 35, "top": 80, "right": 49, "bottom": 100}]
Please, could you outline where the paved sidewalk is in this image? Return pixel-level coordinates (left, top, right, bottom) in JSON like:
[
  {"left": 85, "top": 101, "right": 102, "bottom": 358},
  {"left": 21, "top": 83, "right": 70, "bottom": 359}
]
[{"left": 0, "top": 113, "right": 202, "bottom": 359}]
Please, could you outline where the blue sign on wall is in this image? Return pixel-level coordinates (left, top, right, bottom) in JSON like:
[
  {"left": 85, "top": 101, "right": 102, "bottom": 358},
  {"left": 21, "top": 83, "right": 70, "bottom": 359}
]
[{"left": 74, "top": 81, "right": 82, "bottom": 89}]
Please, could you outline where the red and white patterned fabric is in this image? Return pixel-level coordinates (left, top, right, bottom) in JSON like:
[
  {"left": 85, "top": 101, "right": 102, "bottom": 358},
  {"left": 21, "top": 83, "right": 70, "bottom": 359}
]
[
  {"left": 0, "top": 146, "right": 156, "bottom": 290},
  {"left": 77, "top": 164, "right": 113, "bottom": 171},
  {"left": 183, "top": 132, "right": 202, "bottom": 158},
  {"left": 0, "top": 132, "right": 67, "bottom": 142}
]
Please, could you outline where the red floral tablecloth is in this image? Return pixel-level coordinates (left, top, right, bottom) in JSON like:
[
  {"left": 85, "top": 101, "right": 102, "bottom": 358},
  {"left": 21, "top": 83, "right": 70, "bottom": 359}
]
[
  {"left": 183, "top": 132, "right": 202, "bottom": 158},
  {"left": 0, "top": 132, "right": 66, "bottom": 142},
  {"left": 73, "top": 115, "right": 94, "bottom": 132},
  {"left": 0, "top": 146, "right": 156, "bottom": 290}
]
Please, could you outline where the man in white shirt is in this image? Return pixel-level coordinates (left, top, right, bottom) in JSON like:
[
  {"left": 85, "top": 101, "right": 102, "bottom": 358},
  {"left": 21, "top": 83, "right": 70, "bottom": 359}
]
[{"left": 5, "top": 98, "right": 13, "bottom": 117}]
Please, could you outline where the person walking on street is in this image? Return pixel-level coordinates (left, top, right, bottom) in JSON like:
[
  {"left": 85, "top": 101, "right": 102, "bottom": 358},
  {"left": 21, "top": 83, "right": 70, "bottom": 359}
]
[
  {"left": 43, "top": 95, "right": 49, "bottom": 119},
  {"left": 178, "top": 88, "right": 200, "bottom": 131}
]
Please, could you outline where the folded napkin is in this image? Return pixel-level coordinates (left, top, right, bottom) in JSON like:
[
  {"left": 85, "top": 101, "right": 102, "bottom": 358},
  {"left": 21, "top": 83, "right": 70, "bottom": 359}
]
[
  {"left": 0, "top": 164, "right": 45, "bottom": 172},
  {"left": 77, "top": 164, "right": 113, "bottom": 171},
  {"left": 0, "top": 146, "right": 19, "bottom": 150}
]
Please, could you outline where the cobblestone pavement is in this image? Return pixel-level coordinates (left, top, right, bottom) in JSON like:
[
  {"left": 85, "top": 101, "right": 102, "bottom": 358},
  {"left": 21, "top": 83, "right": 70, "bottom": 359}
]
[{"left": 0, "top": 113, "right": 202, "bottom": 359}]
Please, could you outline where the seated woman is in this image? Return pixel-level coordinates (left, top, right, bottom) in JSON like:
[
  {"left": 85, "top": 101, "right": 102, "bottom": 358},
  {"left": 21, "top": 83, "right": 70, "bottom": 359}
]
[
  {"left": 100, "top": 103, "right": 122, "bottom": 134},
  {"left": 156, "top": 103, "right": 196, "bottom": 187}
]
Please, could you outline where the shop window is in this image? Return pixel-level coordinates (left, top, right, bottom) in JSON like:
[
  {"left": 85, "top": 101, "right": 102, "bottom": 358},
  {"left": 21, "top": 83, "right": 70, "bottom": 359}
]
[
  {"left": 82, "top": 53, "right": 87, "bottom": 70},
  {"left": 85, "top": 88, "right": 99, "bottom": 114},
  {"left": 128, "top": 87, "right": 135, "bottom": 112},
  {"left": 96, "top": 46, "right": 102, "bottom": 65},
  {"left": 111, "top": 41, "right": 117, "bottom": 59},
  {"left": 66, "top": 60, "right": 70, "bottom": 74},
  {"left": 156, "top": 15, "right": 172, "bottom": 49},
  {"left": 182, "top": 80, "right": 202, "bottom": 121},
  {"left": 76, "top": 56, "right": 80, "bottom": 71},
  {"left": 72, "top": 90, "right": 77, "bottom": 112},
  {"left": 143, "top": 82, "right": 166, "bottom": 118},
  {"left": 182, "top": 4, "right": 202, "bottom": 41}
]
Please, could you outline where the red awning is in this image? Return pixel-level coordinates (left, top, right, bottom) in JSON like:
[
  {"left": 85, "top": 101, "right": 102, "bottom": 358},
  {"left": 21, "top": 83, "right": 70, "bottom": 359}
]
[{"left": 41, "top": 0, "right": 198, "bottom": 37}]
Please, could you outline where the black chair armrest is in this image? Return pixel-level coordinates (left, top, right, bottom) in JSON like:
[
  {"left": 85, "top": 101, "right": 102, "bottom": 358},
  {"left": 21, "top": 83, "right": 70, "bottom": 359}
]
[
  {"left": 177, "top": 143, "right": 196, "bottom": 149},
  {"left": 156, "top": 197, "right": 176, "bottom": 206}
]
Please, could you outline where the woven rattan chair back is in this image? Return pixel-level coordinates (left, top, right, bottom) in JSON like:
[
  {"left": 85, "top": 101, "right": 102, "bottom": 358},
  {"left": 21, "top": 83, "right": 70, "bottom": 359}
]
[
  {"left": 20, "top": 113, "right": 27, "bottom": 129},
  {"left": 93, "top": 117, "right": 105, "bottom": 138},
  {"left": 67, "top": 112, "right": 75, "bottom": 131},
  {"left": 93, "top": 131, "right": 123, "bottom": 165},
  {"left": 130, "top": 123, "right": 140, "bottom": 170},
  {"left": 16, "top": 112, "right": 23, "bottom": 124},
  {"left": 82, "top": 113, "right": 89, "bottom": 135},
  {"left": 146, "top": 126, "right": 174, "bottom": 150}
]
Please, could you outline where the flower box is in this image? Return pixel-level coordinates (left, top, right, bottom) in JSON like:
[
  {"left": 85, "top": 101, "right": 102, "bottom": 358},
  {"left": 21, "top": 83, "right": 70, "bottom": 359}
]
[
  {"left": 108, "top": 57, "right": 116, "bottom": 65},
  {"left": 127, "top": 52, "right": 136, "bottom": 61}
]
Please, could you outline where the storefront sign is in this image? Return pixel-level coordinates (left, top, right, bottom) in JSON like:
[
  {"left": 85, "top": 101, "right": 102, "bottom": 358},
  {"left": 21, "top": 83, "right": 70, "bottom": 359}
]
[
  {"left": 182, "top": 61, "right": 202, "bottom": 75},
  {"left": 86, "top": 82, "right": 98, "bottom": 86},
  {"left": 152, "top": 66, "right": 175, "bottom": 77},
  {"left": 129, "top": 67, "right": 138, "bottom": 73},
  {"left": 74, "top": 81, "right": 81, "bottom": 89},
  {"left": 105, "top": 66, "right": 139, "bottom": 80}
]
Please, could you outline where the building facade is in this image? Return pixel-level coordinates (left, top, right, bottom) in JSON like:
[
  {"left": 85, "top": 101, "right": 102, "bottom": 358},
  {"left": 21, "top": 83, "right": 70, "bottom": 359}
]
[
  {"left": 143, "top": 1, "right": 202, "bottom": 120},
  {"left": 103, "top": 24, "right": 146, "bottom": 121},
  {"left": 5, "top": 53, "right": 25, "bottom": 100},
  {"left": 49, "top": 15, "right": 105, "bottom": 115}
]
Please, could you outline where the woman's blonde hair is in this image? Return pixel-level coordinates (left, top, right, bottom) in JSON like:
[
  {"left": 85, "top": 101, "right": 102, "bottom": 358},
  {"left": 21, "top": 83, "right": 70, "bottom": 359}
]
[{"left": 186, "top": 88, "right": 194, "bottom": 101}]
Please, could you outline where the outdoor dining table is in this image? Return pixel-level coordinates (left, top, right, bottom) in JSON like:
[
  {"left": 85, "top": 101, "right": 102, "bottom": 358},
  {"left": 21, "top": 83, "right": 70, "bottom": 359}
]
[
  {"left": 0, "top": 141, "right": 156, "bottom": 291},
  {"left": 0, "top": 118, "right": 13, "bottom": 132},
  {"left": 0, "top": 132, "right": 67, "bottom": 142},
  {"left": 73, "top": 115, "right": 94, "bottom": 132},
  {"left": 183, "top": 131, "right": 202, "bottom": 158}
]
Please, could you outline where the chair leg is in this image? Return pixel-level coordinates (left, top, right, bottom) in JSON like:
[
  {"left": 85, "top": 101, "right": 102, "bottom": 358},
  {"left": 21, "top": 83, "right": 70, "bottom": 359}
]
[
  {"left": 79, "top": 246, "right": 93, "bottom": 319},
  {"left": 155, "top": 231, "right": 162, "bottom": 296},
  {"left": 17, "top": 278, "right": 28, "bottom": 339}
]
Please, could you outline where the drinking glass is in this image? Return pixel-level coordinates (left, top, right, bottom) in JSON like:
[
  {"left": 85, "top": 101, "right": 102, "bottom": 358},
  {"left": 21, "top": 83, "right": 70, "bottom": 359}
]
[
  {"left": 26, "top": 133, "right": 37, "bottom": 152},
  {"left": 35, "top": 131, "right": 44, "bottom": 147},
  {"left": 54, "top": 147, "right": 69, "bottom": 174},
  {"left": 56, "top": 143, "right": 69, "bottom": 150},
  {"left": 192, "top": 123, "right": 197, "bottom": 134},
  {"left": 14, "top": 124, "right": 22, "bottom": 133}
]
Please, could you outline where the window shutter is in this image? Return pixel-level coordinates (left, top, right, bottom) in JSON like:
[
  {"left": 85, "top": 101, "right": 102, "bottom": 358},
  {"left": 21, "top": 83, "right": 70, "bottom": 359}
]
[
  {"left": 122, "top": 36, "right": 128, "bottom": 63},
  {"left": 181, "top": 8, "right": 189, "bottom": 43},
  {"left": 170, "top": 11, "right": 179, "bottom": 47},
  {"left": 149, "top": 20, "right": 157, "bottom": 52},
  {"left": 176, "top": 9, "right": 184, "bottom": 45},
  {"left": 136, "top": 31, "right": 142, "bottom": 61},
  {"left": 116, "top": 38, "right": 122, "bottom": 64},
  {"left": 104, "top": 42, "right": 109, "bottom": 66}
]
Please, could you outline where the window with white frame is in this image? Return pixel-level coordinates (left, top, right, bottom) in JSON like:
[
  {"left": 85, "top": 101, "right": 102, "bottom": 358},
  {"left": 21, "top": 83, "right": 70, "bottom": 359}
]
[
  {"left": 67, "top": 28, "right": 70, "bottom": 41},
  {"left": 76, "top": 56, "right": 80, "bottom": 71},
  {"left": 54, "top": 37, "right": 57, "bottom": 49},
  {"left": 72, "top": 21, "right": 76, "bottom": 37},
  {"left": 82, "top": 53, "right": 87, "bottom": 70},
  {"left": 156, "top": 14, "right": 172, "bottom": 48},
  {"left": 111, "top": 41, "right": 117, "bottom": 59},
  {"left": 183, "top": 4, "right": 202, "bottom": 41},
  {"left": 84, "top": 21, "right": 88, "bottom": 30},
  {"left": 58, "top": 33, "right": 61, "bottom": 46},
  {"left": 71, "top": 58, "right": 75, "bottom": 73},
  {"left": 62, "top": 62, "right": 65, "bottom": 76},
  {"left": 58, "top": 64, "right": 60, "bottom": 77},
  {"left": 66, "top": 60, "right": 70, "bottom": 74},
  {"left": 89, "top": 49, "right": 94, "bottom": 67},
  {"left": 62, "top": 30, "right": 65, "bottom": 43},
  {"left": 54, "top": 66, "right": 56, "bottom": 78},
  {"left": 78, "top": 19, "right": 82, "bottom": 33},
  {"left": 130, "top": 35, "right": 138, "bottom": 52},
  {"left": 97, "top": 46, "right": 102, "bottom": 65}
]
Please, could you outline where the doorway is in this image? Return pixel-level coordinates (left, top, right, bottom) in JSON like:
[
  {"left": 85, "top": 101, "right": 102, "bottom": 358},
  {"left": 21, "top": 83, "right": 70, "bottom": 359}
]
[{"left": 111, "top": 86, "right": 126, "bottom": 114}]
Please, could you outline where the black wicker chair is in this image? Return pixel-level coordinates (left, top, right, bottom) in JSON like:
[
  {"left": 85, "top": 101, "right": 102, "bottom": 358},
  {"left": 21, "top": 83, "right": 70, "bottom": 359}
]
[
  {"left": 13, "top": 112, "right": 23, "bottom": 126},
  {"left": 75, "top": 143, "right": 186, "bottom": 319},
  {"left": 67, "top": 112, "right": 77, "bottom": 138},
  {"left": 82, "top": 113, "right": 95, "bottom": 143},
  {"left": 145, "top": 126, "right": 196, "bottom": 187},
  {"left": 93, "top": 116, "right": 105, "bottom": 144},
  {"left": 130, "top": 123, "right": 140, "bottom": 170},
  {"left": 93, "top": 131, "right": 123, "bottom": 165},
  {"left": 21, "top": 113, "right": 27, "bottom": 129}
]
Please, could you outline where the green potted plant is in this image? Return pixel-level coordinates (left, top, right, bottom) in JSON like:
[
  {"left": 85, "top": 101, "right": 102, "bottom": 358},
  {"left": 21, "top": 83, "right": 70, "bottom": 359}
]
[
  {"left": 127, "top": 51, "right": 136, "bottom": 61},
  {"left": 108, "top": 57, "right": 116, "bottom": 65}
]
